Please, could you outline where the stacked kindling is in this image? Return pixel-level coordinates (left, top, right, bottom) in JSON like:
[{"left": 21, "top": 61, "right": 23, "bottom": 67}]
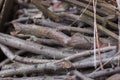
[{"left": 0, "top": 0, "right": 119, "bottom": 80}]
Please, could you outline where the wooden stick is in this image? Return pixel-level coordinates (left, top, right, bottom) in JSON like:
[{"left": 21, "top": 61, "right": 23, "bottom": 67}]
[
  {"left": 0, "top": 76, "right": 75, "bottom": 80},
  {"left": 83, "top": 10, "right": 117, "bottom": 30},
  {"left": 32, "top": 38, "right": 63, "bottom": 47},
  {"left": 0, "top": 52, "right": 119, "bottom": 77},
  {"left": 13, "top": 23, "right": 96, "bottom": 49},
  {"left": 63, "top": 0, "right": 110, "bottom": 16},
  {"left": 87, "top": 67, "right": 120, "bottom": 78},
  {"left": 73, "top": 55, "right": 120, "bottom": 69},
  {"left": 72, "top": 70, "right": 93, "bottom": 80},
  {"left": 0, "top": 60, "right": 72, "bottom": 77},
  {"left": 56, "top": 26, "right": 93, "bottom": 34},
  {"left": 59, "top": 12, "right": 118, "bottom": 40},
  {"left": 31, "top": 0, "right": 61, "bottom": 22},
  {"left": 0, "top": 44, "right": 57, "bottom": 64},
  {"left": 13, "top": 22, "right": 71, "bottom": 45},
  {"left": 63, "top": 46, "right": 116, "bottom": 61},
  {"left": 34, "top": 19, "right": 93, "bottom": 34},
  {"left": 0, "top": 33, "right": 70, "bottom": 59}
]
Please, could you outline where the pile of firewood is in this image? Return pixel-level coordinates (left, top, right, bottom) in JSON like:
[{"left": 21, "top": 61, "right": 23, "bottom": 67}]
[{"left": 0, "top": 0, "right": 119, "bottom": 80}]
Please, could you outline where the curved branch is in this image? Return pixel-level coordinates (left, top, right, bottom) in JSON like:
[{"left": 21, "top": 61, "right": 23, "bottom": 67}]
[{"left": 0, "top": 44, "right": 57, "bottom": 64}]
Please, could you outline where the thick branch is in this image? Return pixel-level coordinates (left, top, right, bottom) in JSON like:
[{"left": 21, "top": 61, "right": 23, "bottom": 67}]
[
  {"left": 73, "top": 55, "right": 120, "bottom": 69},
  {"left": 0, "top": 60, "right": 72, "bottom": 77},
  {"left": 13, "top": 23, "right": 96, "bottom": 49},
  {"left": 13, "top": 22, "right": 71, "bottom": 45},
  {"left": 0, "top": 33, "right": 70, "bottom": 59},
  {"left": 0, "top": 44, "right": 57, "bottom": 64},
  {"left": 72, "top": 70, "right": 93, "bottom": 80}
]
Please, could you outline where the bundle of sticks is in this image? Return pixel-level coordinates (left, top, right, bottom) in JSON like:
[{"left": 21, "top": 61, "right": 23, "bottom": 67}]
[{"left": 0, "top": 0, "right": 119, "bottom": 80}]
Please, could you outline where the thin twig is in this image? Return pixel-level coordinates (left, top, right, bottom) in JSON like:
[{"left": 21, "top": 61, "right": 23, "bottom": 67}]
[
  {"left": 93, "top": 0, "right": 104, "bottom": 70},
  {"left": 69, "top": 0, "right": 91, "bottom": 26},
  {"left": 0, "top": 44, "right": 57, "bottom": 64}
]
